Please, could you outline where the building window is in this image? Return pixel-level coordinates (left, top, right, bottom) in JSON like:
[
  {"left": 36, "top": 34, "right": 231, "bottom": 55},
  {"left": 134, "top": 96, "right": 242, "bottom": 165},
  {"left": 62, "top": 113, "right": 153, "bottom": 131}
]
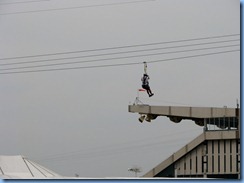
[
  {"left": 224, "top": 155, "right": 226, "bottom": 172},
  {"left": 218, "top": 140, "right": 220, "bottom": 154},
  {"left": 212, "top": 141, "right": 214, "bottom": 154},
  {"left": 196, "top": 156, "right": 198, "bottom": 173},
  {"left": 190, "top": 158, "right": 192, "bottom": 170},
  {"left": 224, "top": 140, "right": 226, "bottom": 154},
  {"left": 236, "top": 155, "right": 239, "bottom": 172},
  {"left": 230, "top": 140, "right": 232, "bottom": 154},
  {"left": 230, "top": 155, "right": 232, "bottom": 172},
  {"left": 236, "top": 139, "right": 239, "bottom": 153},
  {"left": 206, "top": 142, "right": 208, "bottom": 154},
  {"left": 212, "top": 156, "right": 214, "bottom": 173},
  {"left": 218, "top": 156, "right": 220, "bottom": 172}
]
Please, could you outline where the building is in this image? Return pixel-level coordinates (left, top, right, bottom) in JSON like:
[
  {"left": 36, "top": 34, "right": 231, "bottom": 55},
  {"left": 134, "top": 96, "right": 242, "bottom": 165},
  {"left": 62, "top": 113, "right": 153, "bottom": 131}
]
[
  {"left": 0, "top": 155, "right": 62, "bottom": 179},
  {"left": 128, "top": 104, "right": 240, "bottom": 179}
]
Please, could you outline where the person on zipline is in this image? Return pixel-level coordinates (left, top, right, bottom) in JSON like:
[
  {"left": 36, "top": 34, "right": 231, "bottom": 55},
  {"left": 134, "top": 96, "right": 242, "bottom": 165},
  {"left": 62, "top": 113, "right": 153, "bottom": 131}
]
[{"left": 141, "top": 73, "right": 154, "bottom": 97}]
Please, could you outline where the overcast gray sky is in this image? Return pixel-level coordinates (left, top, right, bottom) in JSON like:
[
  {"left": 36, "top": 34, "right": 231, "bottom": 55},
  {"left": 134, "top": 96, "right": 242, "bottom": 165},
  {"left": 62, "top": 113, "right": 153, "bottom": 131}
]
[{"left": 0, "top": 0, "right": 240, "bottom": 178}]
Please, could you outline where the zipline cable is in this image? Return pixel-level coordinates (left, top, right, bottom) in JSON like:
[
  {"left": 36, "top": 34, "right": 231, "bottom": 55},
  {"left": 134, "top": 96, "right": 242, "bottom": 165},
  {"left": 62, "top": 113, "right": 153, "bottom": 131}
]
[
  {"left": 0, "top": 34, "right": 239, "bottom": 61},
  {"left": 0, "top": 0, "right": 154, "bottom": 15},
  {"left": 0, "top": 39, "right": 239, "bottom": 67},
  {"left": 0, "top": 49, "right": 239, "bottom": 75},
  {"left": 0, "top": 0, "right": 50, "bottom": 5},
  {"left": 0, "top": 44, "right": 239, "bottom": 71}
]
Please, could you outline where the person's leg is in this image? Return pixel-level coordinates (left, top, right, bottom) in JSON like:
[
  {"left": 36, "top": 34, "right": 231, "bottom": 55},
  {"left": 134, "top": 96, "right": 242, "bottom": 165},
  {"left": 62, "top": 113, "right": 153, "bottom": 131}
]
[
  {"left": 148, "top": 88, "right": 152, "bottom": 95},
  {"left": 146, "top": 89, "right": 150, "bottom": 96},
  {"left": 144, "top": 85, "right": 151, "bottom": 97},
  {"left": 148, "top": 87, "right": 154, "bottom": 97},
  {"left": 143, "top": 85, "right": 153, "bottom": 97}
]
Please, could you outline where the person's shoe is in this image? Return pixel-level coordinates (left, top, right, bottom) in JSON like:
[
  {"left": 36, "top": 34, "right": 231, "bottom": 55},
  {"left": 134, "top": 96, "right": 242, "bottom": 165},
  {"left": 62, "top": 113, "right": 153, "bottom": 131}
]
[{"left": 149, "top": 93, "right": 154, "bottom": 97}]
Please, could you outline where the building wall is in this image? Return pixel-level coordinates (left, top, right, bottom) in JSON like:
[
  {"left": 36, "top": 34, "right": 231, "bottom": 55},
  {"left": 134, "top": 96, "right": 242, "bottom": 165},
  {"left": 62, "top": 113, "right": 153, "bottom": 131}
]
[{"left": 174, "top": 139, "right": 240, "bottom": 178}]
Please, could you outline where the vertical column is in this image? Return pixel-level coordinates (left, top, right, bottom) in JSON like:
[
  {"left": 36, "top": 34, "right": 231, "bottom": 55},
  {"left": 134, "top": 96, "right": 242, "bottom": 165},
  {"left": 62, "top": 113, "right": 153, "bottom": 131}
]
[
  {"left": 185, "top": 154, "right": 190, "bottom": 175},
  {"left": 214, "top": 141, "right": 218, "bottom": 174},
  {"left": 179, "top": 158, "right": 185, "bottom": 176},
  {"left": 207, "top": 141, "right": 212, "bottom": 174},
  {"left": 237, "top": 139, "right": 240, "bottom": 179},
  {"left": 174, "top": 163, "right": 178, "bottom": 178},
  {"left": 225, "top": 140, "right": 230, "bottom": 173},
  {"left": 219, "top": 140, "right": 224, "bottom": 174},
  {"left": 232, "top": 140, "right": 237, "bottom": 173},
  {"left": 191, "top": 150, "right": 196, "bottom": 175},
  {"left": 202, "top": 142, "right": 208, "bottom": 178}
]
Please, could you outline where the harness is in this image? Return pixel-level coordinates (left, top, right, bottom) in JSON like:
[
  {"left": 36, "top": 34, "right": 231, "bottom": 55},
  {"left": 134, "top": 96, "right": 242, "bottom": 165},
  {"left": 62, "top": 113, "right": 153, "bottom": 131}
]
[{"left": 142, "top": 75, "right": 149, "bottom": 85}]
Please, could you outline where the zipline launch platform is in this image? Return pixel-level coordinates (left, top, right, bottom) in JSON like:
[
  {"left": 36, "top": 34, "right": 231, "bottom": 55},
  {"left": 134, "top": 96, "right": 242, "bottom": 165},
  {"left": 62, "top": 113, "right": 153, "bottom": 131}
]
[{"left": 128, "top": 105, "right": 239, "bottom": 129}]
